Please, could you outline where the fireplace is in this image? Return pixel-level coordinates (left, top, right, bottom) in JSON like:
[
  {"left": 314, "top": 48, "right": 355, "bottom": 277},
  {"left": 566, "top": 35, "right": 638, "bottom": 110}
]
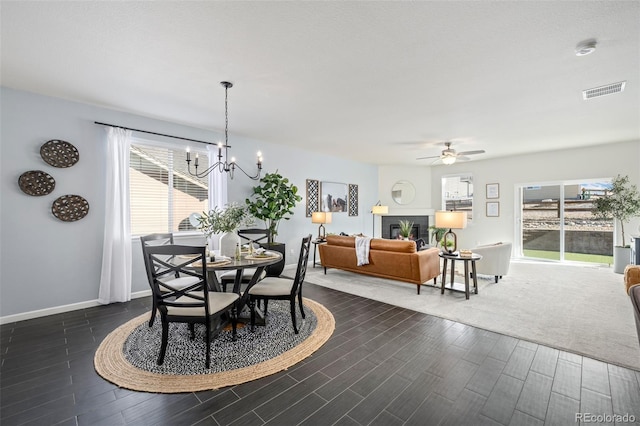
[
  {"left": 381, "top": 215, "right": 429, "bottom": 241},
  {"left": 390, "top": 224, "right": 420, "bottom": 240}
]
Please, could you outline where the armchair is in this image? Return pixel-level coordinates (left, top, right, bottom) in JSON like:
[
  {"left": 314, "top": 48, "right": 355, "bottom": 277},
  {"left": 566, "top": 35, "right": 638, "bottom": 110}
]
[{"left": 471, "top": 242, "right": 512, "bottom": 283}]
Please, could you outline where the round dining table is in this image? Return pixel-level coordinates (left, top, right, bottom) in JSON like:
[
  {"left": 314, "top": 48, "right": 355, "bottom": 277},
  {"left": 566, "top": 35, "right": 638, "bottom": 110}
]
[{"left": 193, "top": 251, "right": 284, "bottom": 323}]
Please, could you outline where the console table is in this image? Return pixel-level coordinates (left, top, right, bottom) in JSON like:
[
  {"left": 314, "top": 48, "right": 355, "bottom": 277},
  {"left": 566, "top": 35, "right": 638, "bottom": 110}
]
[{"left": 439, "top": 252, "right": 482, "bottom": 300}]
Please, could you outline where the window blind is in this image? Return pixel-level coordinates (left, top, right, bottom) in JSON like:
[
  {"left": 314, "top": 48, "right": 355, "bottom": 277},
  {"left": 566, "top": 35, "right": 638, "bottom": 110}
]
[{"left": 129, "top": 143, "right": 209, "bottom": 236}]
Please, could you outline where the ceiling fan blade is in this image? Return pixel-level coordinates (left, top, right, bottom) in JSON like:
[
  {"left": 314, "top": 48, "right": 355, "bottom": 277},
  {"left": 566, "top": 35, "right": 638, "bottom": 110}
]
[
  {"left": 457, "top": 149, "right": 486, "bottom": 156},
  {"left": 416, "top": 155, "right": 441, "bottom": 160},
  {"left": 456, "top": 155, "right": 471, "bottom": 161}
]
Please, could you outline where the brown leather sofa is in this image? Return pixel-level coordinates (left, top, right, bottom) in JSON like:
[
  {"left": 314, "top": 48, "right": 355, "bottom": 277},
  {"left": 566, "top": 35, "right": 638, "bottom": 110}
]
[{"left": 318, "top": 235, "right": 441, "bottom": 294}]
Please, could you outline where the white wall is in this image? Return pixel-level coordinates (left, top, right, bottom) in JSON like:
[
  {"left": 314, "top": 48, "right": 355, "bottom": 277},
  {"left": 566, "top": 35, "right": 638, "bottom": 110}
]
[
  {"left": 373, "top": 165, "right": 434, "bottom": 237},
  {"left": 378, "top": 165, "right": 432, "bottom": 213},
  {"left": 0, "top": 87, "right": 378, "bottom": 320},
  {"left": 427, "top": 141, "right": 640, "bottom": 251}
]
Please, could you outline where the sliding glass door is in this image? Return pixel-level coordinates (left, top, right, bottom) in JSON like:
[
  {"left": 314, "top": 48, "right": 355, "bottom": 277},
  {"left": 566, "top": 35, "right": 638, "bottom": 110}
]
[
  {"left": 519, "top": 180, "right": 613, "bottom": 264},
  {"left": 522, "top": 185, "right": 562, "bottom": 260}
]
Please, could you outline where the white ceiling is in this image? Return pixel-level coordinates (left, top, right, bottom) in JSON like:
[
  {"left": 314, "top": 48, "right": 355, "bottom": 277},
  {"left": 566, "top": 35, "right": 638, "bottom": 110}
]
[{"left": 2, "top": 1, "right": 639, "bottom": 166}]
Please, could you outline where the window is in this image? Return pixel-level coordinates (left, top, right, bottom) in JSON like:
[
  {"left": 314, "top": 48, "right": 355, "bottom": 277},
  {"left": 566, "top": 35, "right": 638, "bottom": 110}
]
[
  {"left": 442, "top": 174, "right": 473, "bottom": 220},
  {"left": 129, "top": 141, "right": 209, "bottom": 236}
]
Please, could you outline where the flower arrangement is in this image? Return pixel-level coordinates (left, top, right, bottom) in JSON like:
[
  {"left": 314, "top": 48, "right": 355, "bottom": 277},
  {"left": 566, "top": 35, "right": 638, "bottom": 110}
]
[{"left": 196, "top": 202, "right": 254, "bottom": 237}]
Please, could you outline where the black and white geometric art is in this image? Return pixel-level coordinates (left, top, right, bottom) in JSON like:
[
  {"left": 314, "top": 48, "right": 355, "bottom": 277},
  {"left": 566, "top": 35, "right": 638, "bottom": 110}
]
[
  {"left": 306, "top": 179, "right": 319, "bottom": 217},
  {"left": 348, "top": 184, "right": 358, "bottom": 216}
]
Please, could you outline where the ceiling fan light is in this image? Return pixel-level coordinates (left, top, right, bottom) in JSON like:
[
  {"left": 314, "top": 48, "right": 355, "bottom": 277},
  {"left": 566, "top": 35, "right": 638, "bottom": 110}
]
[{"left": 442, "top": 156, "right": 456, "bottom": 165}]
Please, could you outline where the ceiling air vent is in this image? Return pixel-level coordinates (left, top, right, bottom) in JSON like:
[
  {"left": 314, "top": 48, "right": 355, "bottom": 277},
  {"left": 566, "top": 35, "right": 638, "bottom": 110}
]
[{"left": 582, "top": 81, "right": 626, "bottom": 100}]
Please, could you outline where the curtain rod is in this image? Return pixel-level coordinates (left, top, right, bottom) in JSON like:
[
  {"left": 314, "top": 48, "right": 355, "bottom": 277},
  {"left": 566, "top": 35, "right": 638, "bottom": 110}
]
[{"left": 94, "top": 121, "right": 215, "bottom": 146}]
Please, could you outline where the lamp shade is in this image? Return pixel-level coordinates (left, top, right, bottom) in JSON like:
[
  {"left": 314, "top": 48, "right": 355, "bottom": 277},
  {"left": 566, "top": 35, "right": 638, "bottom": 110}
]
[
  {"left": 372, "top": 205, "right": 389, "bottom": 215},
  {"left": 312, "top": 211, "right": 332, "bottom": 224},
  {"left": 435, "top": 210, "right": 467, "bottom": 229}
]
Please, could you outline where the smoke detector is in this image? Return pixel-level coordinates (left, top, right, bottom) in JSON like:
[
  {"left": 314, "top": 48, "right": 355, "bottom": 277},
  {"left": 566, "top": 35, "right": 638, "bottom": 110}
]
[
  {"left": 575, "top": 39, "right": 597, "bottom": 56},
  {"left": 582, "top": 81, "right": 626, "bottom": 100}
]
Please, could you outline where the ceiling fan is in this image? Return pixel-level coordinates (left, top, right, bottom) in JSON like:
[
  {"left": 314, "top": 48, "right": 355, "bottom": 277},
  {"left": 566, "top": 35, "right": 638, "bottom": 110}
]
[{"left": 416, "top": 142, "right": 486, "bottom": 165}]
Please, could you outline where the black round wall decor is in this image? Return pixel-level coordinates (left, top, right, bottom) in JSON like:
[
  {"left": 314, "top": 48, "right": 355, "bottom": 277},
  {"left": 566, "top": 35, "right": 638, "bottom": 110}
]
[
  {"left": 52, "top": 194, "right": 90, "bottom": 222},
  {"left": 40, "top": 139, "right": 79, "bottom": 168},
  {"left": 18, "top": 170, "right": 56, "bottom": 196}
]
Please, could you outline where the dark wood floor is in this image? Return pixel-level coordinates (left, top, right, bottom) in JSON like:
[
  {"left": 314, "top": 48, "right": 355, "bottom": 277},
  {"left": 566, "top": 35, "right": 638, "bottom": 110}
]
[{"left": 2, "top": 283, "right": 640, "bottom": 426}]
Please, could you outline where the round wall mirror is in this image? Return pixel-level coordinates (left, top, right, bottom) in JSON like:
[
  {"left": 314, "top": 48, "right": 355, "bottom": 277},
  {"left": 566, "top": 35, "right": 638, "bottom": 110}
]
[{"left": 391, "top": 180, "right": 416, "bottom": 205}]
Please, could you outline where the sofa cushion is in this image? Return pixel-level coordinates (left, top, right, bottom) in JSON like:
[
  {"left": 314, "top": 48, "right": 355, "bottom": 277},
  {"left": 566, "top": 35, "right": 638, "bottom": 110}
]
[
  {"left": 370, "top": 238, "right": 416, "bottom": 253},
  {"left": 326, "top": 235, "right": 355, "bottom": 247},
  {"left": 325, "top": 235, "right": 416, "bottom": 253}
]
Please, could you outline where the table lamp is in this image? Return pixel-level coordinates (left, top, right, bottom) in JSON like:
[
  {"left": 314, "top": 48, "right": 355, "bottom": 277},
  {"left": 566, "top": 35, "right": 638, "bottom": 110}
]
[
  {"left": 434, "top": 210, "right": 467, "bottom": 254},
  {"left": 312, "top": 212, "right": 332, "bottom": 240},
  {"left": 371, "top": 201, "right": 389, "bottom": 237}
]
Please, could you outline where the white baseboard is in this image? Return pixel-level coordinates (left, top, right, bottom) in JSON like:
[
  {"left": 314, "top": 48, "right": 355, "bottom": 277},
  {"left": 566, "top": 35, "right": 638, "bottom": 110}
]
[{"left": 0, "top": 289, "right": 152, "bottom": 325}]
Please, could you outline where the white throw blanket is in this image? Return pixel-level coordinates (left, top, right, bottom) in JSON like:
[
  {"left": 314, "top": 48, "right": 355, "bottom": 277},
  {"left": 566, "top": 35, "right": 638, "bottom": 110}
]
[{"left": 355, "top": 236, "right": 372, "bottom": 266}]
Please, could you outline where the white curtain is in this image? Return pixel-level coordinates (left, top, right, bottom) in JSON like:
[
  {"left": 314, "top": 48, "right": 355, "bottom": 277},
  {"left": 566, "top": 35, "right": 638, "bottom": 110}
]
[
  {"left": 98, "top": 127, "right": 132, "bottom": 304},
  {"left": 206, "top": 144, "right": 228, "bottom": 249}
]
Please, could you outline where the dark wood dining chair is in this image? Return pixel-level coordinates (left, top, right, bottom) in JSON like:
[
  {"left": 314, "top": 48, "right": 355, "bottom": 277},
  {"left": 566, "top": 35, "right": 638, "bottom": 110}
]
[
  {"left": 143, "top": 244, "right": 239, "bottom": 369},
  {"left": 141, "top": 233, "right": 199, "bottom": 327},
  {"left": 248, "top": 234, "right": 312, "bottom": 334}
]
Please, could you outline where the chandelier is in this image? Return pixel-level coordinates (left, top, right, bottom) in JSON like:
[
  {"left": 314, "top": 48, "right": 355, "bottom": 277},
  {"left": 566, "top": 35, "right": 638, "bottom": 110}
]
[{"left": 186, "top": 81, "right": 263, "bottom": 180}]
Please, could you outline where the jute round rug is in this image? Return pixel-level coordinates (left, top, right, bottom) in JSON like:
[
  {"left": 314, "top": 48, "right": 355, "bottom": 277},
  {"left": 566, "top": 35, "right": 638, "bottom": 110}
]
[{"left": 94, "top": 298, "right": 334, "bottom": 393}]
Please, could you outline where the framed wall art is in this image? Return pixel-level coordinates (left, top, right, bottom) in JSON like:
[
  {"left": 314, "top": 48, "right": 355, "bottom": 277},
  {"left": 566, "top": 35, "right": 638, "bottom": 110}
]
[
  {"left": 348, "top": 183, "right": 358, "bottom": 216},
  {"left": 486, "top": 183, "right": 499, "bottom": 199},
  {"left": 321, "top": 181, "right": 348, "bottom": 213},
  {"left": 486, "top": 201, "right": 500, "bottom": 217},
  {"left": 306, "top": 179, "right": 320, "bottom": 217}
]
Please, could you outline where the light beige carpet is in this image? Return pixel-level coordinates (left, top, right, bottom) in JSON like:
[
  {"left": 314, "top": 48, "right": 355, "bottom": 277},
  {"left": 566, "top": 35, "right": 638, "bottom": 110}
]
[{"left": 305, "top": 260, "right": 640, "bottom": 371}]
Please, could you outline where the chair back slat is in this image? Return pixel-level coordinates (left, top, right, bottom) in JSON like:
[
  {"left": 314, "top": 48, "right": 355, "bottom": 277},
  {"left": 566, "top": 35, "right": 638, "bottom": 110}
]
[
  {"left": 143, "top": 244, "right": 210, "bottom": 313},
  {"left": 291, "top": 234, "right": 312, "bottom": 295},
  {"left": 141, "top": 233, "right": 178, "bottom": 283},
  {"left": 237, "top": 228, "right": 270, "bottom": 246}
]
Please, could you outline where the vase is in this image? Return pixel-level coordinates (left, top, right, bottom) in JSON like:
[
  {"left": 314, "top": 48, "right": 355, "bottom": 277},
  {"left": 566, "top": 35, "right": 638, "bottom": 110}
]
[
  {"left": 261, "top": 242, "right": 286, "bottom": 277},
  {"left": 219, "top": 231, "right": 241, "bottom": 258},
  {"left": 613, "top": 246, "right": 631, "bottom": 274}
]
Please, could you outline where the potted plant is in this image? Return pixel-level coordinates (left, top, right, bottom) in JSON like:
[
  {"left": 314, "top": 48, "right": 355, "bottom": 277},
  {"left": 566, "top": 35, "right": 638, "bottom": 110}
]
[
  {"left": 398, "top": 220, "right": 414, "bottom": 240},
  {"left": 429, "top": 225, "right": 447, "bottom": 248},
  {"left": 245, "top": 172, "right": 302, "bottom": 275},
  {"left": 195, "top": 202, "right": 254, "bottom": 257},
  {"left": 592, "top": 174, "right": 640, "bottom": 273}
]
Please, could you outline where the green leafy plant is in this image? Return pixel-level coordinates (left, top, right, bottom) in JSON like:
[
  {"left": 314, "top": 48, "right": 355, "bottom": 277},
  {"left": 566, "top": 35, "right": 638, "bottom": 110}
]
[
  {"left": 245, "top": 172, "right": 302, "bottom": 244},
  {"left": 429, "top": 226, "right": 447, "bottom": 246},
  {"left": 592, "top": 174, "right": 640, "bottom": 247},
  {"left": 196, "top": 202, "right": 254, "bottom": 237},
  {"left": 398, "top": 220, "right": 414, "bottom": 238},
  {"left": 441, "top": 237, "right": 455, "bottom": 249}
]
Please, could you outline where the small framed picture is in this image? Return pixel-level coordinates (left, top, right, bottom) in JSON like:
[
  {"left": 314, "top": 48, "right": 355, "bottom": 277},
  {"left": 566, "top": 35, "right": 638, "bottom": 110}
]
[
  {"left": 486, "top": 201, "right": 500, "bottom": 217},
  {"left": 486, "top": 183, "right": 499, "bottom": 199}
]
